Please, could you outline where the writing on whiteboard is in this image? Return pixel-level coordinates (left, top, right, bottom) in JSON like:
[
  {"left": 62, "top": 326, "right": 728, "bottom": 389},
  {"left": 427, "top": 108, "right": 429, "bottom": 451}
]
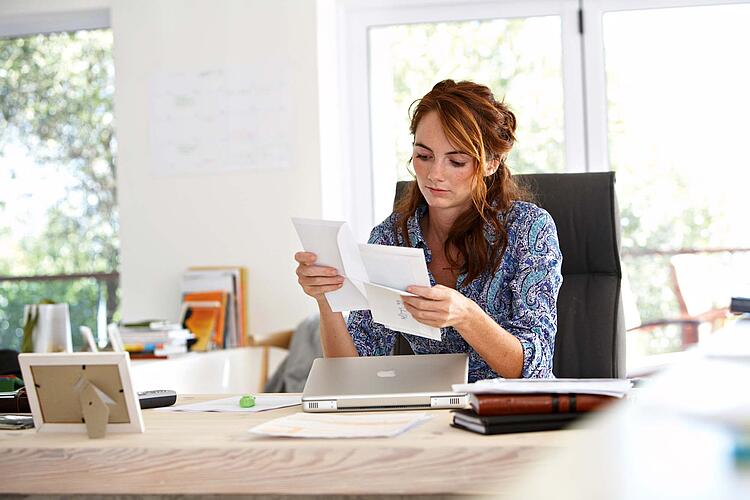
[{"left": 149, "top": 67, "right": 292, "bottom": 175}]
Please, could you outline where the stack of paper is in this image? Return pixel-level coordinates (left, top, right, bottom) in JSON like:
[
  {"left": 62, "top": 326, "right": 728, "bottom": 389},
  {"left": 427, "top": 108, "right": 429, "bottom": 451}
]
[
  {"left": 118, "top": 322, "right": 194, "bottom": 358},
  {"left": 249, "top": 412, "right": 432, "bottom": 438},
  {"left": 292, "top": 218, "right": 440, "bottom": 340},
  {"left": 453, "top": 378, "right": 633, "bottom": 398}
]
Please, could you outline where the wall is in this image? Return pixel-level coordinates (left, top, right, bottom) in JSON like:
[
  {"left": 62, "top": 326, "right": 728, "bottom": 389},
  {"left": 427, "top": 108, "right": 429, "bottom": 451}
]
[
  {"left": 113, "top": 0, "right": 322, "bottom": 337},
  {"left": 1, "top": 0, "right": 323, "bottom": 337}
]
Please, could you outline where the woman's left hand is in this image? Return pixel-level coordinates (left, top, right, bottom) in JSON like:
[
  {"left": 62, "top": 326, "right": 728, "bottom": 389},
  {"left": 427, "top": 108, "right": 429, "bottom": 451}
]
[{"left": 401, "top": 285, "right": 477, "bottom": 329}]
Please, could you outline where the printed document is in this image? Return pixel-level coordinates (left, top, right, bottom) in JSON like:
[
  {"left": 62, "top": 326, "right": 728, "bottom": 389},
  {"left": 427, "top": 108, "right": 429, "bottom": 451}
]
[
  {"left": 249, "top": 412, "right": 432, "bottom": 438},
  {"left": 292, "top": 218, "right": 440, "bottom": 340},
  {"left": 156, "top": 395, "right": 301, "bottom": 413}
]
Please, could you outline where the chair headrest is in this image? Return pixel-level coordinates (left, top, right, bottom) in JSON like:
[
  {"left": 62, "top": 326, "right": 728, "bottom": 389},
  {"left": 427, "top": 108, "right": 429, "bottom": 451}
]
[{"left": 515, "top": 172, "right": 621, "bottom": 277}]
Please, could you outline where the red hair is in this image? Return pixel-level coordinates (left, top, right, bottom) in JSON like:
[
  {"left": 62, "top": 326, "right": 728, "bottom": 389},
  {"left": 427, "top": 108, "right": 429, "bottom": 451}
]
[{"left": 395, "top": 80, "right": 529, "bottom": 284}]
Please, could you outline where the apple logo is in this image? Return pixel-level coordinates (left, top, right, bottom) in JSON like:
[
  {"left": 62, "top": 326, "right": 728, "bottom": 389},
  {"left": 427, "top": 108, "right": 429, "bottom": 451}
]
[{"left": 377, "top": 370, "right": 396, "bottom": 378}]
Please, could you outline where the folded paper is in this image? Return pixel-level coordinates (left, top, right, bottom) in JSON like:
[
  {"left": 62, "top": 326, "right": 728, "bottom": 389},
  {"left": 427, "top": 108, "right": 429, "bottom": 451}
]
[{"left": 292, "top": 218, "right": 440, "bottom": 340}]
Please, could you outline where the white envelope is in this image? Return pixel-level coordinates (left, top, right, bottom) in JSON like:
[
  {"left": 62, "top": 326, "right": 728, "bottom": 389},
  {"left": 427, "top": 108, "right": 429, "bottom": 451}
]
[{"left": 292, "top": 218, "right": 442, "bottom": 341}]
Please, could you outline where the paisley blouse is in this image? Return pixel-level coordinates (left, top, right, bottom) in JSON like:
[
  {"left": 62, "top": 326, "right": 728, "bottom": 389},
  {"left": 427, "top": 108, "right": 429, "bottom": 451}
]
[{"left": 346, "top": 201, "right": 563, "bottom": 382}]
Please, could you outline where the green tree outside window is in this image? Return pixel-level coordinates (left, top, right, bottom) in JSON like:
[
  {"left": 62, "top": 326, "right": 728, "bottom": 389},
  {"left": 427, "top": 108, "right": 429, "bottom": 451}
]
[{"left": 0, "top": 29, "right": 118, "bottom": 351}]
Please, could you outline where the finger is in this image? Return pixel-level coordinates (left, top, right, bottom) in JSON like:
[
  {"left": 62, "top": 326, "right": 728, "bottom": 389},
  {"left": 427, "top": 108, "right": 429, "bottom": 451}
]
[
  {"left": 404, "top": 305, "right": 445, "bottom": 327},
  {"left": 297, "top": 265, "right": 340, "bottom": 278},
  {"left": 404, "top": 303, "right": 441, "bottom": 321},
  {"left": 299, "top": 275, "right": 345, "bottom": 287},
  {"left": 294, "top": 251, "right": 318, "bottom": 264},
  {"left": 402, "top": 296, "right": 442, "bottom": 312},
  {"left": 406, "top": 285, "right": 443, "bottom": 299},
  {"left": 306, "top": 283, "right": 344, "bottom": 294},
  {"left": 405, "top": 285, "right": 430, "bottom": 296}
]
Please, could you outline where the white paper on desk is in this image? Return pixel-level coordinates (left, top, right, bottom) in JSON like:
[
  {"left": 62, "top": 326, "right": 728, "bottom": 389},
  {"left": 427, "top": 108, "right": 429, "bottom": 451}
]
[
  {"left": 248, "top": 411, "right": 431, "bottom": 438},
  {"left": 453, "top": 378, "right": 632, "bottom": 398},
  {"left": 292, "top": 218, "right": 369, "bottom": 311},
  {"left": 155, "top": 395, "right": 301, "bottom": 413}
]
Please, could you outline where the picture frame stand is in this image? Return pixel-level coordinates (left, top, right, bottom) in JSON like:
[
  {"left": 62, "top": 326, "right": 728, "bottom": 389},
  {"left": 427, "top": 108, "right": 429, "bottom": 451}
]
[
  {"left": 19, "top": 352, "right": 145, "bottom": 438},
  {"left": 75, "top": 378, "right": 116, "bottom": 438}
]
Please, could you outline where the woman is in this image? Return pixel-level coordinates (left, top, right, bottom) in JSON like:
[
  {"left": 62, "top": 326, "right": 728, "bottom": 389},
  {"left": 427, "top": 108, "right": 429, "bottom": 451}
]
[{"left": 295, "top": 80, "right": 562, "bottom": 381}]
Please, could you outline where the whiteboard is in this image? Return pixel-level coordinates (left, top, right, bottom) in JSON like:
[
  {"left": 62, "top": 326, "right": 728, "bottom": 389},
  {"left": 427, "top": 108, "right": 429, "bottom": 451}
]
[{"left": 149, "top": 67, "right": 292, "bottom": 175}]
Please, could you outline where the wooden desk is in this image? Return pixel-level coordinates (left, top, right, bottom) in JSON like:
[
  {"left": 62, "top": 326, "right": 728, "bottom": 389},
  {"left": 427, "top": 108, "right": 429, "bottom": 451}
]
[
  {"left": 1, "top": 395, "right": 585, "bottom": 498},
  {"left": 11, "top": 317, "right": 750, "bottom": 499}
]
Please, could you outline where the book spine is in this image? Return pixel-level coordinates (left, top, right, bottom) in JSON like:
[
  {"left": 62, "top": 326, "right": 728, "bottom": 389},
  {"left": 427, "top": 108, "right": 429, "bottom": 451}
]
[
  {"left": 470, "top": 393, "right": 615, "bottom": 416},
  {"left": 128, "top": 352, "right": 168, "bottom": 360}
]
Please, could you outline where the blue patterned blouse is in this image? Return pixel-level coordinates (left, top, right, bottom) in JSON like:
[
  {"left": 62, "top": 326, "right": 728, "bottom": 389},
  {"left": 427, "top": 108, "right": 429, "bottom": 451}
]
[{"left": 346, "top": 201, "right": 563, "bottom": 382}]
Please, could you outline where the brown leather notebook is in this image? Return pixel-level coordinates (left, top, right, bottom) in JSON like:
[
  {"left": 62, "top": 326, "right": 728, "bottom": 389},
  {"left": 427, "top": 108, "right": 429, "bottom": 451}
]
[
  {"left": 452, "top": 409, "right": 582, "bottom": 435},
  {"left": 469, "top": 393, "right": 617, "bottom": 416}
]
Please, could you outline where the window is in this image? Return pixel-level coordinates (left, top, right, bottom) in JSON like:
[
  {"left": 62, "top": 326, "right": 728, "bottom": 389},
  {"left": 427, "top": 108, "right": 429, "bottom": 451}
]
[
  {"left": 369, "top": 14, "right": 567, "bottom": 222},
  {"left": 328, "top": 0, "right": 584, "bottom": 238},
  {"left": 0, "top": 24, "right": 118, "bottom": 351},
  {"left": 332, "top": 0, "right": 750, "bottom": 364},
  {"left": 594, "top": 1, "right": 750, "bottom": 360}
]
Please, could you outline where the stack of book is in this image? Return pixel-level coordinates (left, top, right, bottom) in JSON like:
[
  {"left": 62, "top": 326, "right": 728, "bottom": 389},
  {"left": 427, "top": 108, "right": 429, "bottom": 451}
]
[
  {"left": 180, "top": 266, "right": 248, "bottom": 350},
  {"left": 119, "top": 321, "right": 195, "bottom": 359},
  {"left": 450, "top": 378, "right": 632, "bottom": 435}
]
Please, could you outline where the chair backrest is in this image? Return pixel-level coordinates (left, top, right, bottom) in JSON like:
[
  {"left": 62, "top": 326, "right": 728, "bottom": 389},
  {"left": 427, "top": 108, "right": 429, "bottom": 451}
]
[
  {"left": 393, "top": 173, "right": 625, "bottom": 378},
  {"left": 518, "top": 173, "right": 624, "bottom": 378}
]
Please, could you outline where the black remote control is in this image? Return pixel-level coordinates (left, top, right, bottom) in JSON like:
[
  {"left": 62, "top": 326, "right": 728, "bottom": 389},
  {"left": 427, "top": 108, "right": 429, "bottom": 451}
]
[{"left": 137, "top": 389, "right": 177, "bottom": 409}]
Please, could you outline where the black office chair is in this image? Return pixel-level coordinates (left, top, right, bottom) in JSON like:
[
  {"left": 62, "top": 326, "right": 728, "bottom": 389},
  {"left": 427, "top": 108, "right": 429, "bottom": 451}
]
[{"left": 393, "top": 172, "right": 625, "bottom": 378}]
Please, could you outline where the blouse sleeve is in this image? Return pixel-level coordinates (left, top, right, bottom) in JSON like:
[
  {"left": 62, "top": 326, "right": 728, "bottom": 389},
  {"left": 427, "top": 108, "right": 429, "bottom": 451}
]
[{"left": 504, "top": 208, "right": 563, "bottom": 378}]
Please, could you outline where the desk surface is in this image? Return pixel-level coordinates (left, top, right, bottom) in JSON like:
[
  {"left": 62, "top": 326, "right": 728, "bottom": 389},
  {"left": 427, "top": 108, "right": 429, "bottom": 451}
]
[
  {"left": 11, "top": 320, "right": 749, "bottom": 498},
  {"left": 1, "top": 394, "right": 584, "bottom": 498}
]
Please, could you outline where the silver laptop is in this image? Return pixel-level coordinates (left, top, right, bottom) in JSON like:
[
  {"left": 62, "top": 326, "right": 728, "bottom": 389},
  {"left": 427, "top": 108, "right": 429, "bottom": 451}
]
[{"left": 302, "top": 353, "right": 469, "bottom": 412}]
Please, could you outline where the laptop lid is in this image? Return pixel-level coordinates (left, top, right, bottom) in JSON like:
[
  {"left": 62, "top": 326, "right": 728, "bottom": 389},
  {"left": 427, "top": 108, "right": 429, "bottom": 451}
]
[{"left": 302, "top": 353, "right": 468, "bottom": 412}]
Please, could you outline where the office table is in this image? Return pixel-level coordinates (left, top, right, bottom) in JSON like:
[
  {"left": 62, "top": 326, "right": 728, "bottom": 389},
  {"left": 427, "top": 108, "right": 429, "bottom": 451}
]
[
  {"left": 13, "top": 319, "right": 748, "bottom": 499},
  {"left": 0, "top": 394, "right": 585, "bottom": 498}
]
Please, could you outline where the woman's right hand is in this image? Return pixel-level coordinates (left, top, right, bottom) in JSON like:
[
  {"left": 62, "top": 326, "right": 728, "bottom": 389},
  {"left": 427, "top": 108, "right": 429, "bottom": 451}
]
[{"left": 294, "top": 252, "right": 345, "bottom": 304}]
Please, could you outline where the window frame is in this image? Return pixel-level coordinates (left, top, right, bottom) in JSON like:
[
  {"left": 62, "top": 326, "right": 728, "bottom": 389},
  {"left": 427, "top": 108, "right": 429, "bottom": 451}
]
[
  {"left": 327, "top": 0, "right": 585, "bottom": 241},
  {"left": 0, "top": 8, "right": 109, "bottom": 39},
  {"left": 581, "top": 0, "right": 750, "bottom": 172},
  {"left": 328, "top": 0, "right": 750, "bottom": 240}
]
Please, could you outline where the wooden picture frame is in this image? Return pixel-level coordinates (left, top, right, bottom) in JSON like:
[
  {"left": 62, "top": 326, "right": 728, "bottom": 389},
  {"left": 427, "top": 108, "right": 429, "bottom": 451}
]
[{"left": 19, "top": 352, "right": 144, "bottom": 437}]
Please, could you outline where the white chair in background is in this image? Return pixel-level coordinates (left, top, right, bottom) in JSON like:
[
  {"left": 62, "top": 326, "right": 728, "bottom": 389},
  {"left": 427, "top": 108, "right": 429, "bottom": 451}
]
[{"left": 79, "top": 326, "right": 98, "bottom": 352}]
